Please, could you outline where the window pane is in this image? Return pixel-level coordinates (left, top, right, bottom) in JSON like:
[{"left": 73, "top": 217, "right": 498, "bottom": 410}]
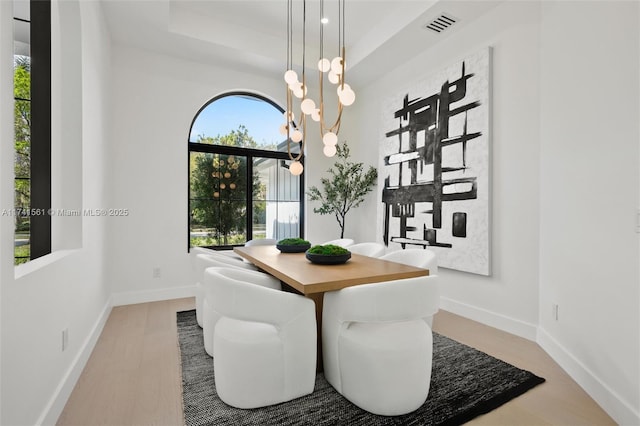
[
  {"left": 252, "top": 200, "right": 267, "bottom": 240},
  {"left": 259, "top": 201, "right": 301, "bottom": 240},
  {"left": 14, "top": 98, "right": 31, "bottom": 138},
  {"left": 277, "top": 201, "right": 301, "bottom": 239},
  {"left": 13, "top": 0, "right": 30, "bottom": 22},
  {"left": 14, "top": 215, "right": 30, "bottom": 265},
  {"left": 190, "top": 152, "right": 248, "bottom": 247},
  {"left": 253, "top": 157, "right": 301, "bottom": 240},
  {"left": 13, "top": 16, "right": 30, "bottom": 58}
]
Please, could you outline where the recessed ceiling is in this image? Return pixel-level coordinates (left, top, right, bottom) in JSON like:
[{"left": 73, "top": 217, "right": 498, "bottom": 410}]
[{"left": 101, "top": 0, "right": 502, "bottom": 86}]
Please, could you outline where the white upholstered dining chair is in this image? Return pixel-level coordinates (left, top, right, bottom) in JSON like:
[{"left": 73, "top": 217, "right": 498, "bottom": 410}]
[
  {"left": 322, "top": 275, "right": 439, "bottom": 416},
  {"left": 347, "top": 242, "right": 386, "bottom": 258},
  {"left": 380, "top": 248, "right": 438, "bottom": 275},
  {"left": 206, "top": 267, "right": 316, "bottom": 409},
  {"left": 201, "top": 265, "right": 280, "bottom": 357},
  {"left": 321, "top": 238, "right": 354, "bottom": 248},
  {"left": 193, "top": 252, "right": 259, "bottom": 329},
  {"left": 190, "top": 247, "right": 217, "bottom": 327},
  {"left": 245, "top": 238, "right": 277, "bottom": 246}
]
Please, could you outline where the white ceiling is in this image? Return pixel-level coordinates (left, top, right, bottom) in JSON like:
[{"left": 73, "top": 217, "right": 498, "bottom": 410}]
[{"left": 101, "top": 0, "right": 501, "bottom": 86}]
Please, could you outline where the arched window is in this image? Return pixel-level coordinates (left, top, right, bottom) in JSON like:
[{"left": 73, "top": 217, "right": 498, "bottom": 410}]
[{"left": 188, "top": 92, "right": 304, "bottom": 250}]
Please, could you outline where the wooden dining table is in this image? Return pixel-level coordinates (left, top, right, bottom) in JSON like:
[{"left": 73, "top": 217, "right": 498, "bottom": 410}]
[{"left": 233, "top": 245, "right": 430, "bottom": 370}]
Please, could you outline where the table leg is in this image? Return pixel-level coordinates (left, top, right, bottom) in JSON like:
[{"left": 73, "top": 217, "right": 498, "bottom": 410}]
[{"left": 305, "top": 292, "right": 324, "bottom": 372}]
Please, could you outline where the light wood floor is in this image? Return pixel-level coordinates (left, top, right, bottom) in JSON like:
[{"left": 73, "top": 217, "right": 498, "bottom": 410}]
[{"left": 57, "top": 298, "right": 616, "bottom": 426}]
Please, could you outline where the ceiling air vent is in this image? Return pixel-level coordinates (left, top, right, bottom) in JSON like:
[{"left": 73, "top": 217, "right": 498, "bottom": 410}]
[{"left": 424, "top": 14, "right": 458, "bottom": 34}]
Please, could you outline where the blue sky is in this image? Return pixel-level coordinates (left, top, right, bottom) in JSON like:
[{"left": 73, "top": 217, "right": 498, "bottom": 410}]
[{"left": 189, "top": 95, "right": 285, "bottom": 147}]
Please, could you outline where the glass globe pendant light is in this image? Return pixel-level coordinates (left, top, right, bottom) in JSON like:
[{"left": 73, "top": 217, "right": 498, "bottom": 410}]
[{"left": 317, "top": 0, "right": 354, "bottom": 158}]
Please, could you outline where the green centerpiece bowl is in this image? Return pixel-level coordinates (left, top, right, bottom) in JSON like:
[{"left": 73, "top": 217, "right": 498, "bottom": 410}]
[
  {"left": 276, "top": 238, "right": 311, "bottom": 253},
  {"left": 305, "top": 244, "right": 351, "bottom": 265}
]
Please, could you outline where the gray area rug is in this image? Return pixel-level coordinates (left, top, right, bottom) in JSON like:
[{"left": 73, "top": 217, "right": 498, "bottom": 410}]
[{"left": 177, "top": 310, "right": 544, "bottom": 426}]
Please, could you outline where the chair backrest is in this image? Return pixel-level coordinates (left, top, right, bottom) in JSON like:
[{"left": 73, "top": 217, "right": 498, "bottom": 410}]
[
  {"left": 204, "top": 266, "right": 280, "bottom": 295},
  {"left": 245, "top": 238, "right": 277, "bottom": 246},
  {"left": 324, "top": 275, "right": 440, "bottom": 324},
  {"left": 321, "top": 238, "right": 354, "bottom": 248},
  {"left": 192, "top": 246, "right": 244, "bottom": 265},
  {"left": 191, "top": 247, "right": 216, "bottom": 283},
  {"left": 190, "top": 246, "right": 215, "bottom": 256},
  {"left": 347, "top": 242, "right": 386, "bottom": 258},
  {"left": 380, "top": 249, "right": 438, "bottom": 274},
  {"left": 206, "top": 267, "right": 313, "bottom": 327},
  {"left": 195, "top": 253, "right": 257, "bottom": 276}
]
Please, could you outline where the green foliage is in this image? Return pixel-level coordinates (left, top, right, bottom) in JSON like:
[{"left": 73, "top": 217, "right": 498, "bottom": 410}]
[
  {"left": 15, "top": 221, "right": 30, "bottom": 232},
  {"left": 307, "top": 142, "right": 378, "bottom": 238},
  {"left": 190, "top": 126, "right": 266, "bottom": 245},
  {"left": 14, "top": 57, "right": 31, "bottom": 234},
  {"left": 14, "top": 243, "right": 30, "bottom": 265},
  {"left": 277, "top": 237, "right": 310, "bottom": 246},
  {"left": 307, "top": 244, "right": 350, "bottom": 256},
  {"left": 190, "top": 234, "right": 246, "bottom": 247},
  {"left": 195, "top": 125, "right": 258, "bottom": 148}
]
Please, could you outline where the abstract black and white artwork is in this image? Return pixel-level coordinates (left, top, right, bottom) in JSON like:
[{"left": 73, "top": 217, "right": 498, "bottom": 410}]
[{"left": 377, "top": 48, "right": 491, "bottom": 275}]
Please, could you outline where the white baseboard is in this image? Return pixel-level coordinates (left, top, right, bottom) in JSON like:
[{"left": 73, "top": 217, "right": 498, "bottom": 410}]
[
  {"left": 537, "top": 327, "right": 640, "bottom": 426},
  {"left": 439, "top": 296, "right": 538, "bottom": 341},
  {"left": 37, "top": 298, "right": 112, "bottom": 426},
  {"left": 111, "top": 285, "right": 195, "bottom": 306}
]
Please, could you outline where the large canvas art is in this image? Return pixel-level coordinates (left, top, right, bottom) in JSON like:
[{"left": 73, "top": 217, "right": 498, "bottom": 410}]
[{"left": 378, "top": 48, "right": 491, "bottom": 275}]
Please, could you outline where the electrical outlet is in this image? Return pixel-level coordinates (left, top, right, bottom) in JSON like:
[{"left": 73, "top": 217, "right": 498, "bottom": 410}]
[
  {"left": 153, "top": 267, "right": 161, "bottom": 278},
  {"left": 552, "top": 304, "right": 559, "bottom": 321},
  {"left": 62, "top": 328, "right": 69, "bottom": 351}
]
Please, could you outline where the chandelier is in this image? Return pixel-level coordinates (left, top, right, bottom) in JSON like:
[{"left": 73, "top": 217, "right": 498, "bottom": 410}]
[{"left": 280, "top": 0, "right": 355, "bottom": 176}]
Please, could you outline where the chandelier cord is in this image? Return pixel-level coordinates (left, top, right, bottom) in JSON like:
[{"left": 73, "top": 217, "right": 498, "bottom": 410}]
[
  {"left": 302, "top": 0, "right": 306, "bottom": 74},
  {"left": 340, "top": 0, "right": 345, "bottom": 90},
  {"left": 319, "top": 0, "right": 324, "bottom": 61},
  {"left": 338, "top": 0, "right": 341, "bottom": 54},
  {"left": 286, "top": 0, "right": 292, "bottom": 141},
  {"left": 342, "top": 0, "right": 346, "bottom": 51}
]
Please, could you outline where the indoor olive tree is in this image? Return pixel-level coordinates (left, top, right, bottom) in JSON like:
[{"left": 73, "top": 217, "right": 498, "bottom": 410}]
[{"left": 307, "top": 142, "right": 378, "bottom": 238}]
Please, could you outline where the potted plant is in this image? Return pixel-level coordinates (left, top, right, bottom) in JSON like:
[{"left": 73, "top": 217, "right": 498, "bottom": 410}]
[
  {"left": 307, "top": 142, "right": 378, "bottom": 238},
  {"left": 276, "top": 237, "right": 311, "bottom": 253},
  {"left": 305, "top": 244, "right": 351, "bottom": 265}
]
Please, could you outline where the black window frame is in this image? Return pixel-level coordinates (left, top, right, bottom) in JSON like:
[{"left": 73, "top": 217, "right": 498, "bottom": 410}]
[
  {"left": 187, "top": 92, "right": 305, "bottom": 252},
  {"left": 13, "top": 0, "right": 51, "bottom": 264}
]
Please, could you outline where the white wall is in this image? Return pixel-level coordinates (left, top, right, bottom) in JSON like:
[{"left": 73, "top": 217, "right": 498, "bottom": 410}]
[
  {"left": 0, "top": 1, "right": 112, "bottom": 424},
  {"left": 107, "top": 45, "right": 289, "bottom": 303},
  {"left": 537, "top": 2, "right": 640, "bottom": 424}
]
